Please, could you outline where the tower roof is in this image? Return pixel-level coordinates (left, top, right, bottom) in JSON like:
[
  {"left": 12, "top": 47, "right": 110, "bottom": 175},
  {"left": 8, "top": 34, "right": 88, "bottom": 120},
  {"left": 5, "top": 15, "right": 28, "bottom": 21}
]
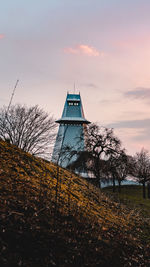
[{"left": 56, "top": 93, "right": 90, "bottom": 124}]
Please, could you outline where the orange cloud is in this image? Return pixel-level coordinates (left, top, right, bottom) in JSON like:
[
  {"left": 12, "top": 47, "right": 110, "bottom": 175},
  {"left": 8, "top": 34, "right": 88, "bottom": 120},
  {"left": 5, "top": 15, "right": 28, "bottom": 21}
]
[
  {"left": 64, "top": 44, "right": 103, "bottom": 57},
  {"left": 0, "top": 34, "right": 4, "bottom": 39}
]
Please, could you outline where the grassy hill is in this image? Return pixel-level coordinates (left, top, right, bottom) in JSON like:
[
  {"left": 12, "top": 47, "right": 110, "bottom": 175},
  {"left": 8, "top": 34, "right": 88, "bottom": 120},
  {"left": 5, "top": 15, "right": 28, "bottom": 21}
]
[{"left": 0, "top": 139, "right": 150, "bottom": 266}]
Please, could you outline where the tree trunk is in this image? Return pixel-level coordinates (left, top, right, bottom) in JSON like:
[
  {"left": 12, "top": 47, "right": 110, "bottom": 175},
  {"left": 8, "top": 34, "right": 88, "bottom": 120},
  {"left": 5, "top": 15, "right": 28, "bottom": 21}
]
[
  {"left": 147, "top": 183, "right": 150, "bottom": 199},
  {"left": 97, "top": 178, "right": 101, "bottom": 189},
  {"left": 118, "top": 180, "right": 121, "bottom": 193},
  {"left": 112, "top": 176, "right": 116, "bottom": 192},
  {"left": 54, "top": 165, "right": 59, "bottom": 225},
  {"left": 142, "top": 181, "right": 146, "bottom": 199}
]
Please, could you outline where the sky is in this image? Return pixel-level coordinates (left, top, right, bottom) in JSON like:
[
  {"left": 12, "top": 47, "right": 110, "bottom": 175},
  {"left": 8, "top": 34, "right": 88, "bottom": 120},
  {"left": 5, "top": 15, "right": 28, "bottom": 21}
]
[{"left": 1, "top": 0, "right": 150, "bottom": 155}]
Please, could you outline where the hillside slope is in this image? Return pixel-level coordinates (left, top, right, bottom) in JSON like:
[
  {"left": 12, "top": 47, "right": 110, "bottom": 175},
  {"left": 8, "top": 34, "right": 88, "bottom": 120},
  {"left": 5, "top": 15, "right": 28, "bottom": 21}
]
[{"left": 0, "top": 139, "right": 150, "bottom": 266}]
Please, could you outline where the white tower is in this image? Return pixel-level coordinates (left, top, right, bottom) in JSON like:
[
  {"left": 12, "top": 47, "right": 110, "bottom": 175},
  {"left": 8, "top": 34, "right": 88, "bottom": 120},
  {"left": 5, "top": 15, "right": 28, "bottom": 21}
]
[{"left": 52, "top": 93, "right": 90, "bottom": 168}]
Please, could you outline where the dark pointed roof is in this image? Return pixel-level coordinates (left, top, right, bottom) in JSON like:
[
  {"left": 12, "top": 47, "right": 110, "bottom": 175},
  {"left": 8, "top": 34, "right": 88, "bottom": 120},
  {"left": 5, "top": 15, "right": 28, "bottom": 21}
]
[{"left": 56, "top": 93, "right": 90, "bottom": 124}]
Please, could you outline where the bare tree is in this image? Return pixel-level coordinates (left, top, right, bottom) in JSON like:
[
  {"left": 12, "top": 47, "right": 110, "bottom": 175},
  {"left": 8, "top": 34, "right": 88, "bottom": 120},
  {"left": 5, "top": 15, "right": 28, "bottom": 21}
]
[
  {"left": 69, "top": 150, "right": 90, "bottom": 174},
  {"left": 132, "top": 148, "right": 150, "bottom": 199},
  {"left": 72, "top": 123, "right": 122, "bottom": 188},
  {"left": 0, "top": 104, "right": 56, "bottom": 157},
  {"left": 107, "top": 151, "right": 129, "bottom": 192},
  {"left": 52, "top": 127, "right": 77, "bottom": 223},
  {"left": 106, "top": 154, "right": 119, "bottom": 192}
]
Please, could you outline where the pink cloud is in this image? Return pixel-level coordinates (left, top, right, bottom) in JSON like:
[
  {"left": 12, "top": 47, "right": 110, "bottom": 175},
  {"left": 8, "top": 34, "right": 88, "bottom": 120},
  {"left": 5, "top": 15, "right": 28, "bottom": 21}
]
[
  {"left": 64, "top": 44, "right": 104, "bottom": 57},
  {"left": 0, "top": 34, "right": 4, "bottom": 39},
  {"left": 64, "top": 47, "right": 79, "bottom": 55},
  {"left": 115, "top": 34, "right": 150, "bottom": 49}
]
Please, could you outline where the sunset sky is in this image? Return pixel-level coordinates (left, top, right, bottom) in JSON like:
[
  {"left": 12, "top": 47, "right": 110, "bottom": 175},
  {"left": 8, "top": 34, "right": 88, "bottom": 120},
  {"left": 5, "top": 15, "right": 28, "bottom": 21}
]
[{"left": 1, "top": 0, "right": 150, "bottom": 155}]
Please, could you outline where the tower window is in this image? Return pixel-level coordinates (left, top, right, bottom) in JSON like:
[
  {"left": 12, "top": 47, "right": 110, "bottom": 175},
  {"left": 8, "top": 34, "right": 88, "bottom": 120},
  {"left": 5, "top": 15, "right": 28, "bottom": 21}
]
[{"left": 68, "top": 102, "right": 79, "bottom": 106}]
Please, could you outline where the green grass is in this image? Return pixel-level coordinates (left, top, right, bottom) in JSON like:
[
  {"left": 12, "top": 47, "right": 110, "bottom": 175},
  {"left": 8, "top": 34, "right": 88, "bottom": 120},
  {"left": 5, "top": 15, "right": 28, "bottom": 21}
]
[
  {"left": 102, "top": 185, "right": 150, "bottom": 245},
  {"left": 102, "top": 185, "right": 150, "bottom": 217}
]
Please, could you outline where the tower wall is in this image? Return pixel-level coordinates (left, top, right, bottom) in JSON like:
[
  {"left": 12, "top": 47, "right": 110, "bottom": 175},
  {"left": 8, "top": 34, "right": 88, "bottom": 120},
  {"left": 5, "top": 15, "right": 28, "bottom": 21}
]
[
  {"left": 52, "top": 124, "right": 85, "bottom": 167},
  {"left": 52, "top": 93, "right": 90, "bottom": 169}
]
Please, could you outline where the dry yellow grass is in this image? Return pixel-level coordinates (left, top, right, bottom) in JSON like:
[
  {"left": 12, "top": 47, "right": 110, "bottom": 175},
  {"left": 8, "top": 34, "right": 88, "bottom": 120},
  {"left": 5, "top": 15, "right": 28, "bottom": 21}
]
[{"left": 0, "top": 139, "right": 150, "bottom": 266}]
